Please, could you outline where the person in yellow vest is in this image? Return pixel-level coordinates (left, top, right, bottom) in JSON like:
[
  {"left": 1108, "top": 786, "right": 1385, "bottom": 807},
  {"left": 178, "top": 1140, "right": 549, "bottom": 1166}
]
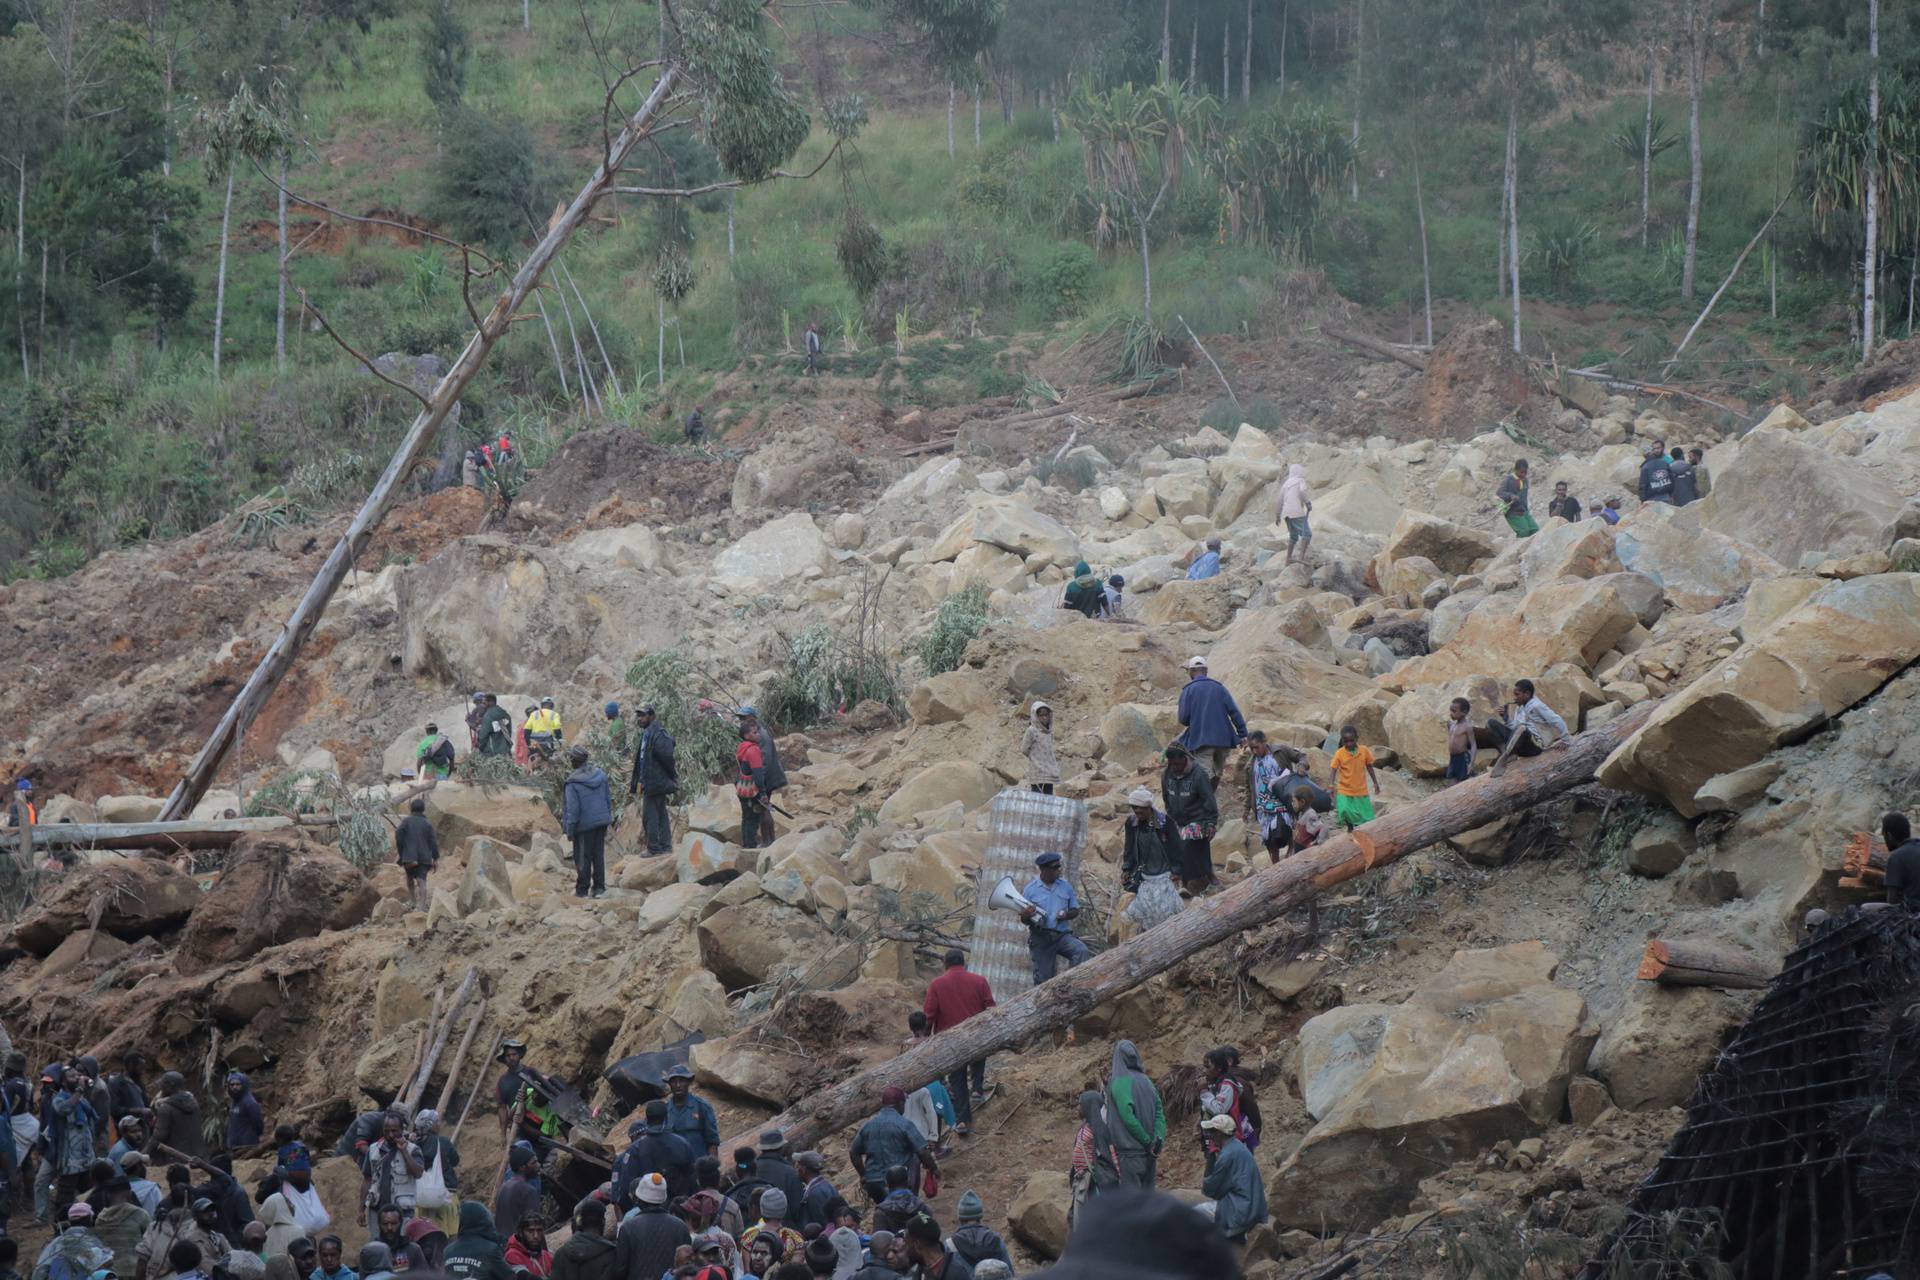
[{"left": 525, "top": 700, "right": 563, "bottom": 765}]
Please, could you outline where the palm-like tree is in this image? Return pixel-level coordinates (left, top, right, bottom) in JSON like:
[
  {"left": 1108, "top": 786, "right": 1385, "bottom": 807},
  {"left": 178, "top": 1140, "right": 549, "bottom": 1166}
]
[
  {"left": 1802, "top": 75, "right": 1920, "bottom": 339},
  {"left": 1212, "top": 103, "right": 1355, "bottom": 258}
]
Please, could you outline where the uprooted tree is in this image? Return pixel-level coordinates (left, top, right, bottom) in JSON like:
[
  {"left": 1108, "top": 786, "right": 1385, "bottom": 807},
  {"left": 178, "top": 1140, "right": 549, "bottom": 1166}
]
[{"left": 158, "top": 0, "right": 1005, "bottom": 822}]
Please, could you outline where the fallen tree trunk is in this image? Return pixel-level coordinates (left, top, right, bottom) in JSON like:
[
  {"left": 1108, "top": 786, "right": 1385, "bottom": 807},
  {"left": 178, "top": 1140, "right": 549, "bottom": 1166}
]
[
  {"left": 724, "top": 704, "right": 1655, "bottom": 1151},
  {"left": 1637, "top": 938, "right": 1773, "bottom": 989},
  {"left": 157, "top": 67, "right": 684, "bottom": 822},
  {"left": 403, "top": 966, "right": 479, "bottom": 1114},
  {"left": 1323, "top": 326, "right": 1429, "bottom": 372},
  {"left": 0, "top": 817, "right": 297, "bottom": 851}
]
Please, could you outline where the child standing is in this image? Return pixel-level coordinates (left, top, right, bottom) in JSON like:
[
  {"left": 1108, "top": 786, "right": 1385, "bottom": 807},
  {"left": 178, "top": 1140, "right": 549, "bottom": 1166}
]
[
  {"left": 1329, "top": 725, "right": 1380, "bottom": 830},
  {"left": 1445, "top": 698, "right": 1474, "bottom": 784},
  {"left": 1022, "top": 702, "right": 1061, "bottom": 795}
]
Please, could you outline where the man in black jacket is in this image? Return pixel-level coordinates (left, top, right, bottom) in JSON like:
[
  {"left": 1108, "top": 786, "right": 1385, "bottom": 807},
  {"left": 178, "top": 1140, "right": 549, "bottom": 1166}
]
[
  {"left": 610, "top": 1103, "right": 694, "bottom": 1203},
  {"left": 751, "top": 1130, "right": 806, "bottom": 1220},
  {"left": 625, "top": 705, "right": 678, "bottom": 857},
  {"left": 613, "top": 1175, "right": 689, "bottom": 1280},
  {"left": 394, "top": 798, "right": 439, "bottom": 913}
]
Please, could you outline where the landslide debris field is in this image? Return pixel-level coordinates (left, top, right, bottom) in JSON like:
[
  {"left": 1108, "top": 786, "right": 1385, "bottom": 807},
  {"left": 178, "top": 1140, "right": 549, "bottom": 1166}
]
[{"left": 6, "top": 326, "right": 1920, "bottom": 1277}]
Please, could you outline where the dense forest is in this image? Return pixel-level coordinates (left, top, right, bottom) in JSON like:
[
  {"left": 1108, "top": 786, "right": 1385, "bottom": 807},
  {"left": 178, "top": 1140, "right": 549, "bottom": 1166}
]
[{"left": 0, "top": 0, "right": 1914, "bottom": 575}]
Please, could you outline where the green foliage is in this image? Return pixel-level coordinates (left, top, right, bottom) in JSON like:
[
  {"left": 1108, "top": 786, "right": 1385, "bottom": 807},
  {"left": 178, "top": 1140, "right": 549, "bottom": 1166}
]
[
  {"left": 762, "top": 623, "right": 902, "bottom": 729},
  {"left": 1211, "top": 103, "right": 1356, "bottom": 256},
  {"left": 916, "top": 585, "right": 988, "bottom": 676},
  {"left": 653, "top": 251, "right": 697, "bottom": 305},
  {"left": 1199, "top": 395, "right": 1280, "bottom": 432},
  {"left": 426, "top": 108, "right": 556, "bottom": 252},
  {"left": 836, "top": 212, "right": 889, "bottom": 301},
  {"left": 1028, "top": 243, "right": 1096, "bottom": 319},
  {"left": 681, "top": 0, "right": 810, "bottom": 182},
  {"left": 624, "top": 650, "right": 740, "bottom": 785},
  {"left": 244, "top": 769, "right": 392, "bottom": 870},
  {"left": 1608, "top": 112, "right": 1681, "bottom": 168},
  {"left": 420, "top": 0, "right": 470, "bottom": 115},
  {"left": 1528, "top": 215, "right": 1598, "bottom": 295},
  {"left": 226, "top": 487, "right": 308, "bottom": 547}
]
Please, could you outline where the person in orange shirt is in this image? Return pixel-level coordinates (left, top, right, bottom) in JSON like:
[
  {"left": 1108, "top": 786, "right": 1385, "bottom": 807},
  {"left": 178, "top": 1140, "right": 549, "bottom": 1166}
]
[{"left": 1329, "top": 725, "right": 1380, "bottom": 831}]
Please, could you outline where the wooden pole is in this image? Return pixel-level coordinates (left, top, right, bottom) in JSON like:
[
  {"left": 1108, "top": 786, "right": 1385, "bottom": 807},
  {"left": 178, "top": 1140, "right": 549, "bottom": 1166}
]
[
  {"left": 1322, "top": 326, "right": 1429, "bottom": 371},
  {"left": 403, "top": 984, "right": 444, "bottom": 1108},
  {"left": 1662, "top": 189, "right": 1795, "bottom": 377},
  {"left": 450, "top": 1034, "right": 502, "bottom": 1145},
  {"left": 722, "top": 704, "right": 1656, "bottom": 1152},
  {"left": 157, "top": 66, "right": 684, "bottom": 823},
  {"left": 493, "top": 1092, "right": 527, "bottom": 1192},
  {"left": 0, "top": 817, "right": 298, "bottom": 853},
  {"left": 436, "top": 996, "right": 488, "bottom": 1116},
  {"left": 403, "top": 967, "right": 479, "bottom": 1115},
  {"left": 1636, "top": 938, "right": 1773, "bottom": 990}
]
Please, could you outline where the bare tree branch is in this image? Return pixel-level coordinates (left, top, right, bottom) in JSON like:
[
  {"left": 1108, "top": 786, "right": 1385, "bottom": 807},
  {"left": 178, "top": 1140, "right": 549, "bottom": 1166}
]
[
  {"left": 297, "top": 289, "right": 432, "bottom": 412},
  {"left": 612, "top": 141, "right": 843, "bottom": 197},
  {"left": 245, "top": 157, "right": 505, "bottom": 272}
]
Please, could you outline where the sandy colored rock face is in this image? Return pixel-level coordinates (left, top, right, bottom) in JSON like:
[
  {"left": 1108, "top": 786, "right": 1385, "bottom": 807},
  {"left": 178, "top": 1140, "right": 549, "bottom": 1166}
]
[
  {"left": 562, "top": 523, "right": 664, "bottom": 573},
  {"left": 1382, "top": 676, "right": 1502, "bottom": 777},
  {"left": 878, "top": 761, "right": 1000, "bottom": 824},
  {"left": 1383, "top": 511, "right": 1498, "bottom": 575},
  {"left": 695, "top": 897, "right": 833, "bottom": 990},
  {"left": 423, "top": 783, "right": 554, "bottom": 847},
  {"left": 1007, "top": 1170, "right": 1072, "bottom": 1259},
  {"left": 178, "top": 833, "right": 378, "bottom": 972},
  {"left": 1697, "top": 428, "right": 1903, "bottom": 568},
  {"left": 1612, "top": 505, "right": 1785, "bottom": 613},
  {"left": 712, "top": 512, "right": 832, "bottom": 582},
  {"left": 1384, "top": 573, "right": 1652, "bottom": 691},
  {"left": 929, "top": 500, "right": 1083, "bottom": 568},
  {"left": 1599, "top": 573, "right": 1920, "bottom": 815},
  {"left": 1206, "top": 609, "right": 1379, "bottom": 728},
  {"left": 1590, "top": 982, "right": 1746, "bottom": 1110},
  {"left": 400, "top": 537, "right": 597, "bottom": 690}
]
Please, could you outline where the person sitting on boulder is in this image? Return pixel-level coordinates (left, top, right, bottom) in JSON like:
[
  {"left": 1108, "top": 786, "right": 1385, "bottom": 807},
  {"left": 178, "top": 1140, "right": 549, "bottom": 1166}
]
[
  {"left": 394, "top": 798, "right": 439, "bottom": 914},
  {"left": 1185, "top": 539, "right": 1223, "bottom": 581},
  {"left": 1482, "top": 678, "right": 1570, "bottom": 775}
]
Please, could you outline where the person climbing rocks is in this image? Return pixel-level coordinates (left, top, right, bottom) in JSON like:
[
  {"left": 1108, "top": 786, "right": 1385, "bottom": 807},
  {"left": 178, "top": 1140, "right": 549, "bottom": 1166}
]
[
  {"left": 1277, "top": 464, "right": 1313, "bottom": 566},
  {"left": 1021, "top": 852, "right": 1089, "bottom": 984},
  {"left": 1120, "top": 788, "right": 1181, "bottom": 930},
  {"left": 1174, "top": 656, "right": 1247, "bottom": 788},
  {"left": 1244, "top": 732, "right": 1286, "bottom": 865},
  {"left": 223, "top": 1074, "right": 262, "bottom": 1152},
  {"left": 1101, "top": 574, "right": 1125, "bottom": 619},
  {"left": 922, "top": 951, "right": 994, "bottom": 1136},
  {"left": 1197, "top": 1048, "right": 1258, "bottom": 1151},
  {"left": 684, "top": 406, "right": 705, "bottom": 445},
  {"left": 1482, "top": 678, "right": 1570, "bottom": 775},
  {"left": 1497, "top": 458, "right": 1538, "bottom": 539},
  {"left": 414, "top": 724, "right": 455, "bottom": 780},
  {"left": 476, "top": 695, "right": 513, "bottom": 757},
  {"left": 1160, "top": 744, "right": 1218, "bottom": 897},
  {"left": 562, "top": 745, "right": 611, "bottom": 899},
  {"left": 1105, "top": 1042, "right": 1164, "bottom": 1191},
  {"left": 1061, "top": 561, "right": 1104, "bottom": 619},
  {"left": 1185, "top": 539, "right": 1223, "bottom": 581},
  {"left": 1329, "top": 724, "right": 1381, "bottom": 830},
  {"left": 738, "top": 708, "right": 786, "bottom": 849},
  {"left": 1021, "top": 702, "right": 1060, "bottom": 796},
  {"left": 626, "top": 703, "right": 678, "bottom": 858},
  {"left": 394, "top": 798, "right": 439, "bottom": 913}
]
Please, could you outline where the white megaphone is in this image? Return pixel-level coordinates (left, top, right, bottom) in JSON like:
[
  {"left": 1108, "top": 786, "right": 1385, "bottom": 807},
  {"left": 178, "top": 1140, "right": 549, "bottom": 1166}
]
[{"left": 988, "top": 875, "right": 1038, "bottom": 915}]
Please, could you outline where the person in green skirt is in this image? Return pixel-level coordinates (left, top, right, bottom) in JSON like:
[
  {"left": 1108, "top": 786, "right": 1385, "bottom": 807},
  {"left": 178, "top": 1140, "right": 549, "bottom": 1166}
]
[{"left": 1497, "top": 457, "right": 1539, "bottom": 539}]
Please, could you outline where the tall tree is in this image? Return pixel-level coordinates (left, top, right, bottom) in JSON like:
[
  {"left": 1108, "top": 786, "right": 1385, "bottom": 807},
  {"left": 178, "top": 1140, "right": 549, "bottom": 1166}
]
[
  {"left": 1864, "top": 0, "right": 1879, "bottom": 358},
  {"left": 1681, "top": 0, "right": 1703, "bottom": 299},
  {"left": 199, "top": 83, "right": 288, "bottom": 382}
]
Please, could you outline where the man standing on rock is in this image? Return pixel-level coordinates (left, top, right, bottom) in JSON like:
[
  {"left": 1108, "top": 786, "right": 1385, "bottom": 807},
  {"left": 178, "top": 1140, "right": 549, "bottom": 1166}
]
[
  {"left": 476, "top": 696, "right": 513, "bottom": 758},
  {"left": 1161, "top": 744, "right": 1219, "bottom": 896},
  {"left": 661, "top": 1066, "right": 719, "bottom": 1161},
  {"left": 738, "top": 707, "right": 786, "bottom": 849},
  {"left": 1668, "top": 446, "right": 1698, "bottom": 506},
  {"left": 922, "top": 951, "right": 995, "bottom": 1137},
  {"left": 394, "top": 799, "right": 439, "bottom": 914},
  {"left": 804, "top": 322, "right": 823, "bottom": 377},
  {"left": 1546, "top": 481, "right": 1581, "bottom": 523},
  {"left": 1638, "top": 444, "right": 1675, "bottom": 505},
  {"left": 626, "top": 705, "right": 678, "bottom": 858},
  {"left": 414, "top": 724, "right": 455, "bottom": 780},
  {"left": 562, "top": 746, "right": 611, "bottom": 899},
  {"left": 1278, "top": 464, "right": 1313, "bottom": 566},
  {"left": 1496, "top": 458, "right": 1538, "bottom": 539},
  {"left": 1174, "top": 656, "right": 1246, "bottom": 786},
  {"left": 1020, "top": 853, "right": 1089, "bottom": 984},
  {"left": 465, "top": 694, "right": 487, "bottom": 753}
]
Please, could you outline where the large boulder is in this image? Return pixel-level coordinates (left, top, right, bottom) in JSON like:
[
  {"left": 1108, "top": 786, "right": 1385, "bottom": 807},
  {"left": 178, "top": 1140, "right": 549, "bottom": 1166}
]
[
  {"left": 12, "top": 858, "right": 203, "bottom": 955},
  {"left": 177, "top": 835, "right": 378, "bottom": 972},
  {"left": 695, "top": 897, "right": 834, "bottom": 990},
  {"left": 1614, "top": 504, "right": 1786, "bottom": 612},
  {"left": 636, "top": 882, "right": 711, "bottom": 935},
  {"left": 1383, "top": 511, "right": 1498, "bottom": 575},
  {"left": 1007, "top": 1171, "right": 1072, "bottom": 1260},
  {"left": 1382, "top": 676, "right": 1503, "bottom": 777},
  {"left": 1383, "top": 574, "right": 1652, "bottom": 691},
  {"left": 1598, "top": 574, "right": 1920, "bottom": 815},
  {"left": 96, "top": 795, "right": 166, "bottom": 824},
  {"left": 730, "top": 426, "right": 862, "bottom": 515},
  {"left": 712, "top": 512, "right": 833, "bottom": 583},
  {"left": 455, "top": 840, "right": 516, "bottom": 916},
  {"left": 1312, "top": 480, "right": 1403, "bottom": 545},
  {"left": 676, "top": 832, "right": 745, "bottom": 885},
  {"left": 948, "top": 544, "right": 1029, "bottom": 596},
  {"left": 1206, "top": 609, "right": 1379, "bottom": 728},
  {"left": 1099, "top": 703, "right": 1177, "bottom": 770},
  {"left": 1697, "top": 428, "right": 1903, "bottom": 567},
  {"left": 1589, "top": 982, "right": 1748, "bottom": 1110},
  {"left": 928, "top": 500, "right": 1082, "bottom": 568},
  {"left": 423, "top": 783, "right": 554, "bottom": 846},
  {"left": 878, "top": 763, "right": 1000, "bottom": 824},
  {"left": 1150, "top": 470, "right": 1214, "bottom": 521},
  {"left": 1141, "top": 578, "right": 1233, "bottom": 629},
  {"left": 908, "top": 670, "right": 993, "bottom": 726},
  {"left": 1272, "top": 942, "right": 1597, "bottom": 1230},
  {"left": 1518, "top": 518, "right": 1622, "bottom": 583},
  {"left": 561, "top": 523, "right": 664, "bottom": 573},
  {"left": 399, "top": 537, "right": 595, "bottom": 690}
]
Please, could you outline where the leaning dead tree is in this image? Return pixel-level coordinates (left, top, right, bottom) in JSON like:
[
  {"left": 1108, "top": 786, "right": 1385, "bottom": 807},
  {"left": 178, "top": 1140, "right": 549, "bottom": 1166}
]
[
  {"left": 724, "top": 704, "right": 1655, "bottom": 1151},
  {"left": 158, "top": 0, "right": 1002, "bottom": 821}
]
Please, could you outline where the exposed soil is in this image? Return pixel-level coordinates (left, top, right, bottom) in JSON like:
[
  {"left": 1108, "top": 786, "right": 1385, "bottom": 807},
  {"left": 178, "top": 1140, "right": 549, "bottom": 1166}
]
[{"left": 509, "top": 429, "right": 738, "bottom": 531}]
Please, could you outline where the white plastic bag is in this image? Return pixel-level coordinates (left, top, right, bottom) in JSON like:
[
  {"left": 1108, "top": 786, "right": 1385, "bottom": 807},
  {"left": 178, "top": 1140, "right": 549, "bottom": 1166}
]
[{"left": 415, "top": 1149, "right": 450, "bottom": 1210}]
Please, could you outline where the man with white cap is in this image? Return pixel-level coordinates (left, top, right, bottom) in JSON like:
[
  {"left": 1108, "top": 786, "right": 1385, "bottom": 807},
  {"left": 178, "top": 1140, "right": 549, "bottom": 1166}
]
[
  {"left": 612, "top": 1173, "right": 688, "bottom": 1280},
  {"left": 1198, "top": 1113, "right": 1267, "bottom": 1243},
  {"left": 1175, "top": 656, "right": 1247, "bottom": 785},
  {"left": 1120, "top": 788, "right": 1181, "bottom": 930},
  {"left": 1021, "top": 853, "right": 1089, "bottom": 985}
]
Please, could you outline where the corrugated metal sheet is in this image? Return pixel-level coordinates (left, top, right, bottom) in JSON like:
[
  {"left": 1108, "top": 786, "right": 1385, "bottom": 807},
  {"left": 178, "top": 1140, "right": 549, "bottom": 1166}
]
[{"left": 967, "top": 788, "right": 1089, "bottom": 1001}]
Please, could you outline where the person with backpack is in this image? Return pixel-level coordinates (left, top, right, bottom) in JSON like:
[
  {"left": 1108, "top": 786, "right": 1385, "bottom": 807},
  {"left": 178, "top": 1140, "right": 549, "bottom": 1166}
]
[
  {"left": 394, "top": 798, "right": 439, "bottom": 913},
  {"left": 1638, "top": 444, "right": 1675, "bottom": 504},
  {"left": 414, "top": 725, "right": 455, "bottom": 780},
  {"left": 804, "top": 323, "right": 823, "bottom": 377},
  {"left": 475, "top": 695, "right": 513, "bottom": 757}
]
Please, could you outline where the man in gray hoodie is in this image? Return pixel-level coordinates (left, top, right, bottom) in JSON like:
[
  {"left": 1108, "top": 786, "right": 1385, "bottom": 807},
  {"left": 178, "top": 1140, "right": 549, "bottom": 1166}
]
[{"left": 562, "top": 747, "right": 612, "bottom": 899}]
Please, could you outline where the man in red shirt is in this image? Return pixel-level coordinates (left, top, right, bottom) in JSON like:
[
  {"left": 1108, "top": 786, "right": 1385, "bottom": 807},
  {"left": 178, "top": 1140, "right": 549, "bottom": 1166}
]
[{"left": 922, "top": 950, "right": 995, "bottom": 1135}]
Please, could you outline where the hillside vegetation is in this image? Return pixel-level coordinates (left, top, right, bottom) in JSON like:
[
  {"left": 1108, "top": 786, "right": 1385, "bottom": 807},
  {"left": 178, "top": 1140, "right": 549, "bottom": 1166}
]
[{"left": 0, "top": 0, "right": 1914, "bottom": 575}]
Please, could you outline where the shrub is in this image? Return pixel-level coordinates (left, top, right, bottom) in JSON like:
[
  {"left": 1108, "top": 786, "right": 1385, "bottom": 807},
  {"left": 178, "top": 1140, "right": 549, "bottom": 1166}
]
[
  {"left": 762, "top": 624, "right": 901, "bottom": 729},
  {"left": 426, "top": 108, "right": 556, "bottom": 253},
  {"left": 1198, "top": 395, "right": 1281, "bottom": 433},
  {"left": 1028, "top": 243, "right": 1096, "bottom": 320},
  {"left": 916, "top": 586, "right": 988, "bottom": 676},
  {"left": 625, "top": 650, "right": 741, "bottom": 785}
]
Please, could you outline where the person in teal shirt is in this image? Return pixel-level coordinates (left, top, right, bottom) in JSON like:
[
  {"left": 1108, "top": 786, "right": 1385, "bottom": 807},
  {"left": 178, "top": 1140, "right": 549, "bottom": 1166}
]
[{"left": 414, "top": 724, "right": 454, "bottom": 779}]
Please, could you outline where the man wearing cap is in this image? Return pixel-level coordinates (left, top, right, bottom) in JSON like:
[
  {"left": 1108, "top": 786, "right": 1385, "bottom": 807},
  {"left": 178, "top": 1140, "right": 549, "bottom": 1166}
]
[
  {"left": 795, "top": 1152, "right": 847, "bottom": 1233},
  {"left": 1161, "top": 742, "right": 1220, "bottom": 896},
  {"left": 946, "top": 1192, "right": 1011, "bottom": 1273},
  {"left": 7, "top": 779, "right": 35, "bottom": 829},
  {"left": 738, "top": 707, "right": 787, "bottom": 849},
  {"left": 492, "top": 1146, "right": 541, "bottom": 1239},
  {"left": 1121, "top": 787, "right": 1181, "bottom": 930},
  {"left": 849, "top": 1090, "right": 936, "bottom": 1206},
  {"left": 661, "top": 1065, "right": 719, "bottom": 1160},
  {"left": 121, "top": 1151, "right": 162, "bottom": 1215},
  {"left": 625, "top": 704, "right": 678, "bottom": 858},
  {"left": 1199, "top": 1113, "right": 1267, "bottom": 1244},
  {"left": 610, "top": 1102, "right": 694, "bottom": 1205},
  {"left": 562, "top": 744, "right": 613, "bottom": 899},
  {"left": 109, "top": 1114, "right": 148, "bottom": 1166},
  {"left": 752, "top": 1130, "right": 806, "bottom": 1217},
  {"left": 922, "top": 951, "right": 995, "bottom": 1136},
  {"left": 139, "top": 1198, "right": 230, "bottom": 1280},
  {"left": 37, "top": 1202, "right": 112, "bottom": 1280},
  {"left": 612, "top": 1173, "right": 688, "bottom": 1280},
  {"left": 1020, "top": 853, "right": 1090, "bottom": 986},
  {"left": 1175, "top": 656, "right": 1247, "bottom": 786},
  {"left": 741, "top": 1187, "right": 804, "bottom": 1260}
]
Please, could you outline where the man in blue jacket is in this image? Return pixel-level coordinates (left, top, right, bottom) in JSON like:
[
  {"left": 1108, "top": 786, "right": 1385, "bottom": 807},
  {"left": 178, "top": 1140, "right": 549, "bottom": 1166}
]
[
  {"left": 1175, "top": 656, "right": 1247, "bottom": 784},
  {"left": 562, "top": 746, "right": 612, "bottom": 899}
]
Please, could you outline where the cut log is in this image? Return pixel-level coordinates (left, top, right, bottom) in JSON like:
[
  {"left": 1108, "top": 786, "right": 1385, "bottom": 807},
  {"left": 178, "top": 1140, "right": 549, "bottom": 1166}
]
[
  {"left": 403, "top": 966, "right": 479, "bottom": 1115},
  {"left": 0, "top": 818, "right": 297, "bottom": 852},
  {"left": 1323, "top": 326, "right": 1429, "bottom": 372},
  {"left": 436, "top": 996, "right": 488, "bottom": 1116},
  {"left": 722, "top": 702, "right": 1656, "bottom": 1152},
  {"left": 1636, "top": 938, "right": 1773, "bottom": 990},
  {"left": 1844, "top": 832, "right": 1888, "bottom": 883},
  {"left": 157, "top": 67, "right": 685, "bottom": 822}
]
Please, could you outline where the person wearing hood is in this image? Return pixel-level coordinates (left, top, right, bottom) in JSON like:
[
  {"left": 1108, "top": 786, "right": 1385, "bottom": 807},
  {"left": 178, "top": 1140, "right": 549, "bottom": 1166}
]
[
  {"left": 402, "top": 1215, "right": 445, "bottom": 1270},
  {"left": 612, "top": 1173, "right": 689, "bottom": 1280},
  {"left": 94, "top": 1176, "right": 152, "bottom": 1276},
  {"left": 265, "top": 1239, "right": 316, "bottom": 1280},
  {"left": 258, "top": 1184, "right": 305, "bottom": 1257},
  {"left": 551, "top": 1202, "right": 617, "bottom": 1280},
  {"left": 609, "top": 1102, "right": 694, "bottom": 1205},
  {"left": 224, "top": 1074, "right": 264, "bottom": 1152},
  {"left": 410, "top": 1109, "right": 460, "bottom": 1236},
  {"left": 48, "top": 1067, "right": 101, "bottom": 1211},
  {"left": 1198, "top": 1114, "right": 1267, "bottom": 1243},
  {"left": 946, "top": 1193, "right": 1011, "bottom": 1273},
  {"left": 1021, "top": 703, "right": 1061, "bottom": 796},
  {"left": 1068, "top": 1090, "right": 1121, "bottom": 1228},
  {"left": 225, "top": 1222, "right": 268, "bottom": 1280},
  {"left": 562, "top": 746, "right": 613, "bottom": 899},
  {"left": 869, "top": 1167, "right": 926, "bottom": 1236},
  {"left": 73, "top": 1056, "right": 112, "bottom": 1139},
  {"left": 825, "top": 1227, "right": 864, "bottom": 1280},
  {"left": 444, "top": 1202, "right": 513, "bottom": 1280},
  {"left": 355, "top": 1242, "right": 396, "bottom": 1280},
  {"left": 1061, "top": 561, "right": 1103, "bottom": 620},
  {"left": 275, "top": 1143, "right": 330, "bottom": 1237},
  {"left": 34, "top": 1202, "right": 113, "bottom": 1280},
  {"left": 1106, "top": 1042, "right": 1165, "bottom": 1191},
  {"left": 105, "top": 1052, "right": 151, "bottom": 1128},
  {"left": 1035, "top": 1189, "right": 1233, "bottom": 1280},
  {"left": 1277, "top": 463, "right": 1313, "bottom": 566},
  {"left": 151, "top": 1074, "right": 208, "bottom": 1163},
  {"left": 1119, "top": 788, "right": 1181, "bottom": 932},
  {"left": 1160, "top": 743, "right": 1219, "bottom": 897}
]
